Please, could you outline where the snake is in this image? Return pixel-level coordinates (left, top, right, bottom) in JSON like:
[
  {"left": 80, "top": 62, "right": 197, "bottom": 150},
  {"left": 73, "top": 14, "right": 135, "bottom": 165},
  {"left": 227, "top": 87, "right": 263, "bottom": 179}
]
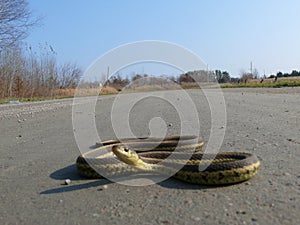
[{"left": 76, "top": 135, "right": 260, "bottom": 185}]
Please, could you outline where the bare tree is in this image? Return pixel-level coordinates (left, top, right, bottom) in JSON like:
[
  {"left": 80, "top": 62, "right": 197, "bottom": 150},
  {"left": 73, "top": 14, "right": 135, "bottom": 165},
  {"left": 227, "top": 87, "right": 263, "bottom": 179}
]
[
  {"left": 58, "top": 62, "right": 81, "bottom": 89},
  {"left": 0, "top": 45, "right": 25, "bottom": 97},
  {"left": 239, "top": 69, "right": 253, "bottom": 84},
  {"left": 0, "top": 43, "right": 82, "bottom": 98},
  {"left": 0, "top": 0, "right": 40, "bottom": 50}
]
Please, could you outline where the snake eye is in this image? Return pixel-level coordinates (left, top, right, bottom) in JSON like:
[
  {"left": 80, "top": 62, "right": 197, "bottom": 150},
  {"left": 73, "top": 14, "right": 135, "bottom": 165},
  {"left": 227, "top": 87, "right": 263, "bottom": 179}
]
[{"left": 124, "top": 147, "right": 129, "bottom": 152}]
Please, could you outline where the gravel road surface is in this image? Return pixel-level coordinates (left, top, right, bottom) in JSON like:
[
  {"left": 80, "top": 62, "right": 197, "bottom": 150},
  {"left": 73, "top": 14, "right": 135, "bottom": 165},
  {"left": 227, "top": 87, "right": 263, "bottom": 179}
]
[{"left": 0, "top": 88, "right": 299, "bottom": 225}]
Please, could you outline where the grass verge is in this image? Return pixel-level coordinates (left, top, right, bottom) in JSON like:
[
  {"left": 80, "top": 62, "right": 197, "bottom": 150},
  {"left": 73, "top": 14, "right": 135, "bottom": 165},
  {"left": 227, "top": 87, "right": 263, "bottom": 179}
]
[{"left": 221, "top": 79, "right": 300, "bottom": 88}]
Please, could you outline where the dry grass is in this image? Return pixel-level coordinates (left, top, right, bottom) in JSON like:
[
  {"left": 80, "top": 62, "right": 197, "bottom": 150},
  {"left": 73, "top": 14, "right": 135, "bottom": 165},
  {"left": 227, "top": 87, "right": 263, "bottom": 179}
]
[
  {"left": 54, "top": 88, "right": 76, "bottom": 96},
  {"left": 180, "top": 82, "right": 219, "bottom": 89},
  {"left": 99, "top": 86, "right": 119, "bottom": 95},
  {"left": 180, "top": 82, "right": 201, "bottom": 89},
  {"left": 54, "top": 87, "right": 119, "bottom": 96},
  {"left": 122, "top": 83, "right": 212, "bottom": 92},
  {"left": 222, "top": 77, "right": 300, "bottom": 88},
  {"left": 0, "top": 87, "right": 120, "bottom": 104},
  {"left": 123, "top": 84, "right": 178, "bottom": 93}
]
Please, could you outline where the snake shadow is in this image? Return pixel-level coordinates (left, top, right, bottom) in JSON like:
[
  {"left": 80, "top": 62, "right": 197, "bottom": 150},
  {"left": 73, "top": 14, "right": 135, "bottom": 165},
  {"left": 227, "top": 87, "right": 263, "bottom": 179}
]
[
  {"left": 41, "top": 164, "right": 112, "bottom": 194},
  {"left": 41, "top": 163, "right": 224, "bottom": 194}
]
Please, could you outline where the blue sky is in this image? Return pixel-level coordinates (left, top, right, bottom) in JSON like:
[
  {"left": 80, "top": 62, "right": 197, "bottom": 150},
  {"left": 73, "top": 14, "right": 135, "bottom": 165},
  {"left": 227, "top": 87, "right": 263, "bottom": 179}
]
[{"left": 26, "top": 0, "right": 300, "bottom": 77}]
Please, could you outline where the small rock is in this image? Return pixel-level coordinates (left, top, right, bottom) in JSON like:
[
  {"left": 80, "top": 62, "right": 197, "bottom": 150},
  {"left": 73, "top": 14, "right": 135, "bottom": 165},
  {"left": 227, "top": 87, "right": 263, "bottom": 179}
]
[
  {"left": 184, "top": 199, "right": 193, "bottom": 204},
  {"left": 9, "top": 100, "right": 20, "bottom": 104},
  {"left": 236, "top": 210, "right": 246, "bottom": 215},
  {"left": 192, "top": 216, "right": 201, "bottom": 221},
  {"left": 98, "top": 185, "right": 108, "bottom": 191},
  {"left": 268, "top": 180, "right": 273, "bottom": 185},
  {"left": 64, "top": 179, "right": 71, "bottom": 185}
]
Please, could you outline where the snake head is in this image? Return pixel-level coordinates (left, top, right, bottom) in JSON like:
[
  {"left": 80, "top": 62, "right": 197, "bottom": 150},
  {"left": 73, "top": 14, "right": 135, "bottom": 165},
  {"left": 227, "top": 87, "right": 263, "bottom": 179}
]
[{"left": 112, "top": 145, "right": 141, "bottom": 166}]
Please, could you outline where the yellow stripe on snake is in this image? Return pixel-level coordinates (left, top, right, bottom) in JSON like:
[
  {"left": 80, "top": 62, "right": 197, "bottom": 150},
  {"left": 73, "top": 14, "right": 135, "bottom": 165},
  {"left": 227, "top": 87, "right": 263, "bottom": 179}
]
[{"left": 76, "top": 136, "right": 260, "bottom": 185}]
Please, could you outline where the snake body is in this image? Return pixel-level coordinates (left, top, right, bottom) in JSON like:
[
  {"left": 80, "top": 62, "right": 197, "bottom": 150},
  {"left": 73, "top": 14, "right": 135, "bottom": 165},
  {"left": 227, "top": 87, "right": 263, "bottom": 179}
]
[{"left": 76, "top": 136, "right": 260, "bottom": 185}]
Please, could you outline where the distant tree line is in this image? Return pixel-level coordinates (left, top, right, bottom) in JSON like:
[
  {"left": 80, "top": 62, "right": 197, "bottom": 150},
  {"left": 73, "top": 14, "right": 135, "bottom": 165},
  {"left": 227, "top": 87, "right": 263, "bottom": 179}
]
[
  {"left": 106, "top": 69, "right": 234, "bottom": 90},
  {"left": 108, "top": 68, "right": 300, "bottom": 90},
  {"left": 272, "top": 70, "right": 300, "bottom": 78}
]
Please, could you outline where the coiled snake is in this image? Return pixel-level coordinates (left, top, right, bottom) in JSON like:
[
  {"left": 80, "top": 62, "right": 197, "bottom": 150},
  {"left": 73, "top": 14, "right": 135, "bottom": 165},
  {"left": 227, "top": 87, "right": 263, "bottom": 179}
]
[{"left": 76, "top": 135, "right": 260, "bottom": 185}]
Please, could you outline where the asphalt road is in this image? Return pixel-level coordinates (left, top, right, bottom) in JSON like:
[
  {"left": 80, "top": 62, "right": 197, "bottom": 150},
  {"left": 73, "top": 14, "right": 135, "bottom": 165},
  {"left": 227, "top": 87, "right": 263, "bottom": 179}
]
[{"left": 0, "top": 88, "right": 299, "bottom": 225}]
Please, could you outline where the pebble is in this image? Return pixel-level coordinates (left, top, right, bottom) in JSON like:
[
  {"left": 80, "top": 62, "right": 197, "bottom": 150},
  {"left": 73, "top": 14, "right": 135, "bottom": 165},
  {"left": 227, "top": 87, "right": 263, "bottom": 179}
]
[
  {"left": 9, "top": 100, "right": 20, "bottom": 104},
  {"left": 98, "top": 185, "right": 108, "bottom": 191},
  {"left": 192, "top": 216, "right": 201, "bottom": 221},
  {"left": 64, "top": 179, "right": 71, "bottom": 185},
  {"left": 184, "top": 199, "right": 193, "bottom": 204}
]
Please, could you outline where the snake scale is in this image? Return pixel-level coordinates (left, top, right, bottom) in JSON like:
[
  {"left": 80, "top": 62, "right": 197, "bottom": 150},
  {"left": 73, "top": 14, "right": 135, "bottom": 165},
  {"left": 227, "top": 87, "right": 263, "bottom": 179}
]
[{"left": 76, "top": 135, "right": 260, "bottom": 185}]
